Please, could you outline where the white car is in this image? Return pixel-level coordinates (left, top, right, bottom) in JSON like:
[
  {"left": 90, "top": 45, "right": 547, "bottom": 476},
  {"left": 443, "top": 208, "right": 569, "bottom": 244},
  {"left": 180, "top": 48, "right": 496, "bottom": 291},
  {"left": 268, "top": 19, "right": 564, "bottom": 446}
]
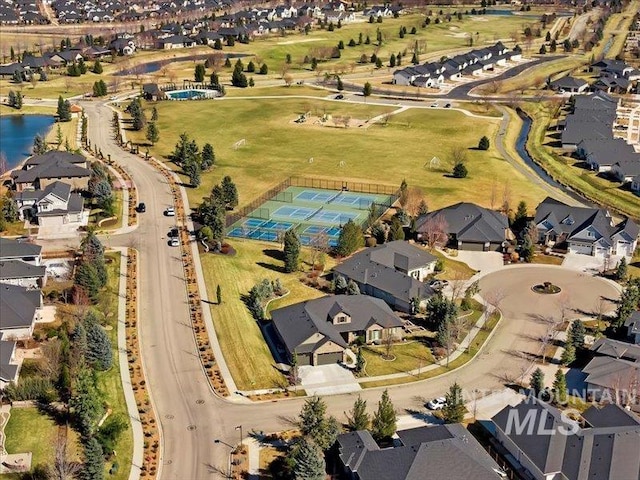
[
  {"left": 427, "top": 397, "right": 447, "bottom": 410},
  {"left": 164, "top": 207, "right": 175, "bottom": 216},
  {"left": 169, "top": 237, "right": 180, "bottom": 247}
]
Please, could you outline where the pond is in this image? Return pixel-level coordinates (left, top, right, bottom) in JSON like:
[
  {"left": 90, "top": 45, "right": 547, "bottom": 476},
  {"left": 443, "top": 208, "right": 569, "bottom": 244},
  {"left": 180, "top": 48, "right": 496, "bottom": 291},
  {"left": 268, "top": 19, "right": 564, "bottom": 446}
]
[
  {"left": 115, "top": 52, "right": 250, "bottom": 76},
  {"left": 0, "top": 114, "right": 55, "bottom": 168}
]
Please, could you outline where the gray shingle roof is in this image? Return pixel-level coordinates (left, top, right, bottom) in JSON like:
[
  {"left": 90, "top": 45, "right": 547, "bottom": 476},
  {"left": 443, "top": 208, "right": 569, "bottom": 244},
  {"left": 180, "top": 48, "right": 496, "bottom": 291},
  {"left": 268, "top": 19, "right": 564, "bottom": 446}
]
[
  {"left": 492, "top": 397, "right": 640, "bottom": 480},
  {"left": 271, "top": 295, "right": 403, "bottom": 355},
  {"left": 0, "top": 339, "right": 19, "bottom": 384},
  {"left": 591, "top": 337, "right": 640, "bottom": 361},
  {"left": 0, "top": 237, "right": 41, "bottom": 260},
  {"left": 23, "top": 150, "right": 85, "bottom": 167},
  {"left": 550, "top": 75, "right": 588, "bottom": 90},
  {"left": 12, "top": 152, "right": 90, "bottom": 184},
  {"left": 337, "top": 425, "right": 504, "bottom": 480},
  {"left": 0, "top": 282, "right": 41, "bottom": 330},
  {"left": 625, "top": 311, "right": 640, "bottom": 337},
  {"left": 416, "top": 203, "right": 509, "bottom": 244},
  {"left": 0, "top": 260, "right": 46, "bottom": 280}
]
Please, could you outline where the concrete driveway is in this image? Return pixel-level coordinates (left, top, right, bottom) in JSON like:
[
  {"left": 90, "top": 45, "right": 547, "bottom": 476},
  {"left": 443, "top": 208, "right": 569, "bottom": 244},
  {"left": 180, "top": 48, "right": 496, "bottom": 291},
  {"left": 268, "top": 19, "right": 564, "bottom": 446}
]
[
  {"left": 562, "top": 253, "right": 605, "bottom": 272},
  {"left": 443, "top": 250, "right": 503, "bottom": 274},
  {"left": 298, "top": 364, "right": 361, "bottom": 396}
]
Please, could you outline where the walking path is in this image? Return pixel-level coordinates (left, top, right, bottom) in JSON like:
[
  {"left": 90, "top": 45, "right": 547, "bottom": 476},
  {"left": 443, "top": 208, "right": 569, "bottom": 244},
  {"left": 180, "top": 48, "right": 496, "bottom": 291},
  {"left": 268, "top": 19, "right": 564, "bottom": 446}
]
[
  {"left": 114, "top": 247, "right": 144, "bottom": 480},
  {"left": 0, "top": 405, "right": 9, "bottom": 455}
]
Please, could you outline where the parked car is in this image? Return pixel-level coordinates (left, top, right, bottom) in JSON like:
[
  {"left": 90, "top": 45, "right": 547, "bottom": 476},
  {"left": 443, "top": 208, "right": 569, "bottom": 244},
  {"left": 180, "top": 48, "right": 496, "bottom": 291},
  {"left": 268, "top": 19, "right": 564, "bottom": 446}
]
[
  {"left": 136, "top": 202, "right": 146, "bottom": 213},
  {"left": 169, "top": 237, "right": 180, "bottom": 247},
  {"left": 444, "top": 103, "right": 451, "bottom": 108},
  {"left": 427, "top": 397, "right": 447, "bottom": 410},
  {"left": 168, "top": 227, "right": 179, "bottom": 238},
  {"left": 164, "top": 207, "right": 175, "bottom": 216},
  {"left": 335, "top": 94, "right": 344, "bottom": 100},
  {"left": 429, "top": 279, "right": 449, "bottom": 291},
  {"left": 430, "top": 102, "right": 438, "bottom": 108}
]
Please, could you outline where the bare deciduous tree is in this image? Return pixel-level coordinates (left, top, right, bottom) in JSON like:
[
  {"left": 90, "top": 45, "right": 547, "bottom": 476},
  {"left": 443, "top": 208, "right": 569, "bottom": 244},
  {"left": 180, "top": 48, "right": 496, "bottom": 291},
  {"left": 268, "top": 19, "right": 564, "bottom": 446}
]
[
  {"left": 39, "top": 338, "right": 62, "bottom": 380},
  {"left": 420, "top": 213, "right": 449, "bottom": 249},
  {"left": 451, "top": 146, "right": 467, "bottom": 165},
  {"left": 403, "top": 187, "right": 427, "bottom": 218},
  {"left": 449, "top": 271, "right": 468, "bottom": 302},
  {"left": 48, "top": 432, "right": 82, "bottom": 480}
]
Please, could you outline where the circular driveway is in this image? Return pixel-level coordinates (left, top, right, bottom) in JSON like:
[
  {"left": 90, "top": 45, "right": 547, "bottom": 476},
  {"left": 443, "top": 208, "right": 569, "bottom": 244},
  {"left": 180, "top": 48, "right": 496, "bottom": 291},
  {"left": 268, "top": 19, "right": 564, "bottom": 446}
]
[{"left": 479, "top": 266, "right": 621, "bottom": 321}]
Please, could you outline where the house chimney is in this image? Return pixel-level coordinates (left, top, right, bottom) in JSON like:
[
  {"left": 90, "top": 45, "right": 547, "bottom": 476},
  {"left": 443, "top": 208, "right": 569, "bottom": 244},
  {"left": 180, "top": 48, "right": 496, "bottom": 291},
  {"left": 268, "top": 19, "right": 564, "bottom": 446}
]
[{"left": 363, "top": 268, "right": 368, "bottom": 284}]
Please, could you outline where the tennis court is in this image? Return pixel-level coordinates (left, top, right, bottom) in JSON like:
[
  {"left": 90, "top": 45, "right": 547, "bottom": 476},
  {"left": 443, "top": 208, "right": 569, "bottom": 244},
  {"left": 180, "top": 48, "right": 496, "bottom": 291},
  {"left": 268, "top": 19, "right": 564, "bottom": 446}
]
[{"left": 226, "top": 185, "right": 396, "bottom": 247}]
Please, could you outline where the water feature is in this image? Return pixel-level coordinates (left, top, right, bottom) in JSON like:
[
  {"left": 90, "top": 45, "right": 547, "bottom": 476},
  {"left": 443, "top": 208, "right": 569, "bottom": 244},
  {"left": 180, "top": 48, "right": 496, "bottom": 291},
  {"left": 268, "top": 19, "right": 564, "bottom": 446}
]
[
  {"left": 514, "top": 109, "right": 591, "bottom": 206},
  {"left": 166, "top": 89, "right": 218, "bottom": 100},
  {"left": 0, "top": 114, "right": 55, "bottom": 168},
  {"left": 115, "top": 52, "right": 250, "bottom": 76}
]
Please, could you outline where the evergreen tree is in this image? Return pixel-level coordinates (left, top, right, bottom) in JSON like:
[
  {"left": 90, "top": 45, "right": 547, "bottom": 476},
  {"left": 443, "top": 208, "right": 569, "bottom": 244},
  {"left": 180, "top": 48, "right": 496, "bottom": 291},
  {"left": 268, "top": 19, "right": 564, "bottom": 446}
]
[
  {"left": 346, "top": 280, "right": 360, "bottom": 295},
  {"left": 84, "top": 314, "right": 112, "bottom": 371},
  {"left": 57, "top": 96, "right": 72, "bottom": 122},
  {"left": 334, "top": 274, "right": 348, "bottom": 294},
  {"left": 231, "top": 59, "right": 248, "bottom": 87},
  {"left": 151, "top": 106, "right": 158, "bottom": 121},
  {"left": 171, "top": 132, "right": 200, "bottom": 167},
  {"left": 146, "top": 122, "right": 159, "bottom": 145},
  {"left": 553, "top": 369, "right": 568, "bottom": 405},
  {"left": 336, "top": 219, "right": 364, "bottom": 257},
  {"left": 362, "top": 82, "right": 372, "bottom": 99},
  {"left": 512, "top": 200, "right": 528, "bottom": 232},
  {"left": 92, "top": 59, "right": 103, "bottom": 74},
  {"left": 389, "top": 53, "right": 396, "bottom": 67},
  {"left": 388, "top": 217, "right": 405, "bottom": 241},
  {"left": 7, "top": 90, "right": 16, "bottom": 108},
  {"left": 452, "top": 162, "right": 468, "bottom": 178},
  {"left": 249, "top": 77, "right": 255, "bottom": 87},
  {"left": 346, "top": 396, "right": 370, "bottom": 431},
  {"left": 194, "top": 63, "right": 206, "bottom": 82},
  {"left": 184, "top": 160, "right": 201, "bottom": 187},
  {"left": 283, "top": 229, "right": 301, "bottom": 273},
  {"left": 442, "top": 382, "right": 465, "bottom": 423},
  {"left": 201, "top": 143, "right": 215, "bottom": 170},
  {"left": 567, "top": 320, "right": 586, "bottom": 349},
  {"left": 259, "top": 63, "right": 268, "bottom": 74},
  {"left": 71, "top": 320, "right": 88, "bottom": 363},
  {"left": 216, "top": 284, "right": 222, "bottom": 304},
  {"left": 371, "top": 390, "right": 396, "bottom": 442},
  {"left": 291, "top": 438, "right": 325, "bottom": 480},
  {"left": 78, "top": 58, "right": 87, "bottom": 74},
  {"left": 214, "top": 38, "right": 223, "bottom": 50},
  {"left": 299, "top": 396, "right": 340, "bottom": 450},
  {"left": 615, "top": 257, "right": 628, "bottom": 281},
  {"left": 69, "top": 368, "right": 103, "bottom": 436},
  {"left": 198, "top": 196, "right": 226, "bottom": 240},
  {"left": 418, "top": 199, "right": 429, "bottom": 216},
  {"left": 75, "top": 264, "right": 101, "bottom": 301},
  {"left": 221, "top": 176, "right": 238, "bottom": 209},
  {"left": 355, "top": 347, "right": 364, "bottom": 373},
  {"left": 478, "top": 135, "right": 490, "bottom": 150},
  {"left": 247, "top": 60, "right": 255, "bottom": 72},
  {"left": 33, "top": 134, "right": 48, "bottom": 154},
  {"left": 81, "top": 435, "right": 104, "bottom": 480},
  {"left": 337, "top": 77, "right": 344, "bottom": 90},
  {"left": 560, "top": 342, "right": 576, "bottom": 366},
  {"left": 530, "top": 367, "right": 545, "bottom": 396}
]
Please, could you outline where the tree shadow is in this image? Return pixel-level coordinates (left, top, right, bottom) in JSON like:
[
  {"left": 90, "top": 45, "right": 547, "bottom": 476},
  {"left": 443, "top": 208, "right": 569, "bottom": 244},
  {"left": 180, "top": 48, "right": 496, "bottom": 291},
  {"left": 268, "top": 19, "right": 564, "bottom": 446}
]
[
  {"left": 263, "top": 248, "right": 284, "bottom": 261},
  {"left": 256, "top": 262, "right": 287, "bottom": 274}
]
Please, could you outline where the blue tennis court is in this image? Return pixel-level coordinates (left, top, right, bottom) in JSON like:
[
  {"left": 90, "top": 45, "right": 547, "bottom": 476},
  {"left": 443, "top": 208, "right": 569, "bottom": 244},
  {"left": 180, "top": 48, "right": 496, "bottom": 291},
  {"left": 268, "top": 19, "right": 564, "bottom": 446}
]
[
  {"left": 303, "top": 225, "right": 341, "bottom": 237},
  {"left": 300, "top": 235, "right": 339, "bottom": 248},
  {"left": 244, "top": 218, "right": 266, "bottom": 228},
  {"left": 331, "top": 192, "right": 380, "bottom": 207},
  {"left": 248, "top": 230, "right": 279, "bottom": 241},
  {"left": 261, "top": 220, "right": 294, "bottom": 231},
  {"left": 311, "top": 210, "right": 360, "bottom": 225},
  {"left": 273, "top": 205, "right": 318, "bottom": 220},
  {"left": 295, "top": 190, "right": 340, "bottom": 203}
]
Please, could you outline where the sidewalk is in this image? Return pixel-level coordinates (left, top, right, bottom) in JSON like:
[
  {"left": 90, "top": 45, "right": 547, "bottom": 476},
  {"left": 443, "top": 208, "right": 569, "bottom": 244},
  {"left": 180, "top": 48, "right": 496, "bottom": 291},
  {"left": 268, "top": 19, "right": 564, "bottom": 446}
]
[{"left": 114, "top": 247, "right": 144, "bottom": 480}]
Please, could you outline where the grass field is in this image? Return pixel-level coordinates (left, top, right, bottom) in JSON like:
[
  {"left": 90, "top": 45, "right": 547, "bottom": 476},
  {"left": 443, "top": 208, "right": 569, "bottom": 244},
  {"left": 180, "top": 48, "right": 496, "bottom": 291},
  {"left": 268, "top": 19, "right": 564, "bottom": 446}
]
[
  {"left": 127, "top": 97, "right": 548, "bottom": 212},
  {"left": 362, "top": 341, "right": 435, "bottom": 376},
  {"left": 200, "top": 238, "right": 336, "bottom": 390},
  {"left": 431, "top": 250, "right": 477, "bottom": 281},
  {"left": 4, "top": 407, "right": 81, "bottom": 473}
]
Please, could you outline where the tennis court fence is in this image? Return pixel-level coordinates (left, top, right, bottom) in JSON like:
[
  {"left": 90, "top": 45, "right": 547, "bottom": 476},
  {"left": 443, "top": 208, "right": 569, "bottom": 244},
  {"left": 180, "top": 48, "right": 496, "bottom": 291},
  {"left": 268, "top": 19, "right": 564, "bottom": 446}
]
[{"left": 225, "top": 176, "right": 400, "bottom": 227}]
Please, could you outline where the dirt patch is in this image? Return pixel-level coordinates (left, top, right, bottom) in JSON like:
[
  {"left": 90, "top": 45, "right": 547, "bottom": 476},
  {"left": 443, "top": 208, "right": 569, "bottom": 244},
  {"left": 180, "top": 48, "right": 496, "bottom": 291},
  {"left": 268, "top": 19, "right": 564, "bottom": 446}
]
[{"left": 290, "top": 114, "right": 369, "bottom": 128}]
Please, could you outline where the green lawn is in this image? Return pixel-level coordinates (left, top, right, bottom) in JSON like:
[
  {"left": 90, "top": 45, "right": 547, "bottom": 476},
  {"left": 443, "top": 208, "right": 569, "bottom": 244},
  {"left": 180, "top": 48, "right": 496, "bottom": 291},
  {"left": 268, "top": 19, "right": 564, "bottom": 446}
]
[
  {"left": 362, "top": 341, "right": 435, "bottom": 376},
  {"left": 128, "top": 98, "right": 548, "bottom": 212},
  {"left": 431, "top": 250, "right": 477, "bottom": 281},
  {"left": 4, "top": 407, "right": 81, "bottom": 472},
  {"left": 200, "top": 238, "right": 335, "bottom": 390}
]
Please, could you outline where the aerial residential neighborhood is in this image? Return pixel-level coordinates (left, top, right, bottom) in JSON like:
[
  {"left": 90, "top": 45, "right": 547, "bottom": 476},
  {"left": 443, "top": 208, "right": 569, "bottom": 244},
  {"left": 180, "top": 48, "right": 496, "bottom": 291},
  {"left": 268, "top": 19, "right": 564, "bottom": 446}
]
[{"left": 0, "top": 0, "right": 640, "bottom": 478}]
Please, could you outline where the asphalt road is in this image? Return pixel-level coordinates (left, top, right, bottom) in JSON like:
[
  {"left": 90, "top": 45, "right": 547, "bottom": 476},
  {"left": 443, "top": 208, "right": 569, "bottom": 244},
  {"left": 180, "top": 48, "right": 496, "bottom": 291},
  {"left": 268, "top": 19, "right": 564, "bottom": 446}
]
[{"left": 78, "top": 98, "right": 623, "bottom": 479}]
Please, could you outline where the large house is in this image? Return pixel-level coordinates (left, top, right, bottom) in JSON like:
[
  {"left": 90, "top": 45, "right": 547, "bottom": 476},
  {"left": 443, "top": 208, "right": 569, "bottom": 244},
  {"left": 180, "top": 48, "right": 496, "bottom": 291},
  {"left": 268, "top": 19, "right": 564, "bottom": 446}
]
[
  {"left": 560, "top": 91, "right": 619, "bottom": 151},
  {"left": 534, "top": 197, "right": 638, "bottom": 257},
  {"left": 582, "top": 338, "right": 640, "bottom": 403},
  {"left": 11, "top": 151, "right": 91, "bottom": 192},
  {"left": 0, "top": 283, "right": 43, "bottom": 339},
  {"left": 15, "top": 180, "right": 87, "bottom": 228},
  {"left": 332, "top": 424, "right": 505, "bottom": 480},
  {"left": 0, "top": 237, "right": 46, "bottom": 288},
  {"left": 492, "top": 397, "right": 640, "bottom": 480},
  {"left": 271, "top": 295, "right": 404, "bottom": 366},
  {"left": 416, "top": 203, "right": 511, "bottom": 251},
  {"left": 332, "top": 241, "right": 436, "bottom": 313}
]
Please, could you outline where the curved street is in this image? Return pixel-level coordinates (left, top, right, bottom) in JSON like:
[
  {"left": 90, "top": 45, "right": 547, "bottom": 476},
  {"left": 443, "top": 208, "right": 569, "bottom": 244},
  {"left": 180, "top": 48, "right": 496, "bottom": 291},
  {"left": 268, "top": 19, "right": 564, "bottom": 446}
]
[{"left": 76, "top": 97, "right": 621, "bottom": 479}]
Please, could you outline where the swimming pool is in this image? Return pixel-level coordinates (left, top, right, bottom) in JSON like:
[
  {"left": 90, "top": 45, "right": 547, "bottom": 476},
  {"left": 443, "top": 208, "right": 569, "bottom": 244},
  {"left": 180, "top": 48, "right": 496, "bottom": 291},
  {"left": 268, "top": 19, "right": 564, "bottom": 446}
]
[{"left": 166, "top": 89, "right": 218, "bottom": 100}]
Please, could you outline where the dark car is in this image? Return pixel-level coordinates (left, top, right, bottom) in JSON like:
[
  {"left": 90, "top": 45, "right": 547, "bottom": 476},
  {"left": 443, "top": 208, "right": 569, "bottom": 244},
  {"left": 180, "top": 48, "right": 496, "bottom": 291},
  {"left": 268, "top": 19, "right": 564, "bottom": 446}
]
[
  {"left": 136, "top": 202, "right": 146, "bottom": 213},
  {"left": 335, "top": 94, "right": 344, "bottom": 100},
  {"left": 168, "top": 227, "right": 179, "bottom": 238},
  {"left": 444, "top": 103, "right": 451, "bottom": 108}
]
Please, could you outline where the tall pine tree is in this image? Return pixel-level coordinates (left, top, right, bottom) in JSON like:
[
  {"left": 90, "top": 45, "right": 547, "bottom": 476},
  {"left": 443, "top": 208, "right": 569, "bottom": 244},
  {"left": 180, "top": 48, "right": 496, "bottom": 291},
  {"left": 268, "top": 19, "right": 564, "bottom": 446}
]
[
  {"left": 345, "top": 396, "right": 369, "bottom": 431},
  {"left": 283, "top": 230, "right": 301, "bottom": 273},
  {"left": 371, "top": 390, "right": 396, "bottom": 442}
]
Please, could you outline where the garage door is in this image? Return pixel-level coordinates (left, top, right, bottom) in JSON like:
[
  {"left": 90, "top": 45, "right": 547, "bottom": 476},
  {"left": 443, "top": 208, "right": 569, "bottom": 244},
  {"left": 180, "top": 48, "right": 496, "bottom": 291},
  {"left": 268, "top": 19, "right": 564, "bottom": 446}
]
[
  {"left": 569, "top": 243, "right": 592, "bottom": 255},
  {"left": 296, "top": 353, "right": 312, "bottom": 366},
  {"left": 316, "top": 352, "right": 343, "bottom": 366},
  {"left": 461, "top": 242, "right": 485, "bottom": 252}
]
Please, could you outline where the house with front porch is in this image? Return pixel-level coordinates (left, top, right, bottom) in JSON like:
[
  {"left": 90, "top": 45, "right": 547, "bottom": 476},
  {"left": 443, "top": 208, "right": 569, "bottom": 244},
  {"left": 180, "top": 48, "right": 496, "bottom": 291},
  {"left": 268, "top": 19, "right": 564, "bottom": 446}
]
[
  {"left": 15, "top": 180, "right": 87, "bottom": 229},
  {"left": 534, "top": 197, "right": 638, "bottom": 257},
  {"left": 332, "top": 241, "right": 436, "bottom": 312},
  {"left": 271, "top": 295, "right": 404, "bottom": 366}
]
